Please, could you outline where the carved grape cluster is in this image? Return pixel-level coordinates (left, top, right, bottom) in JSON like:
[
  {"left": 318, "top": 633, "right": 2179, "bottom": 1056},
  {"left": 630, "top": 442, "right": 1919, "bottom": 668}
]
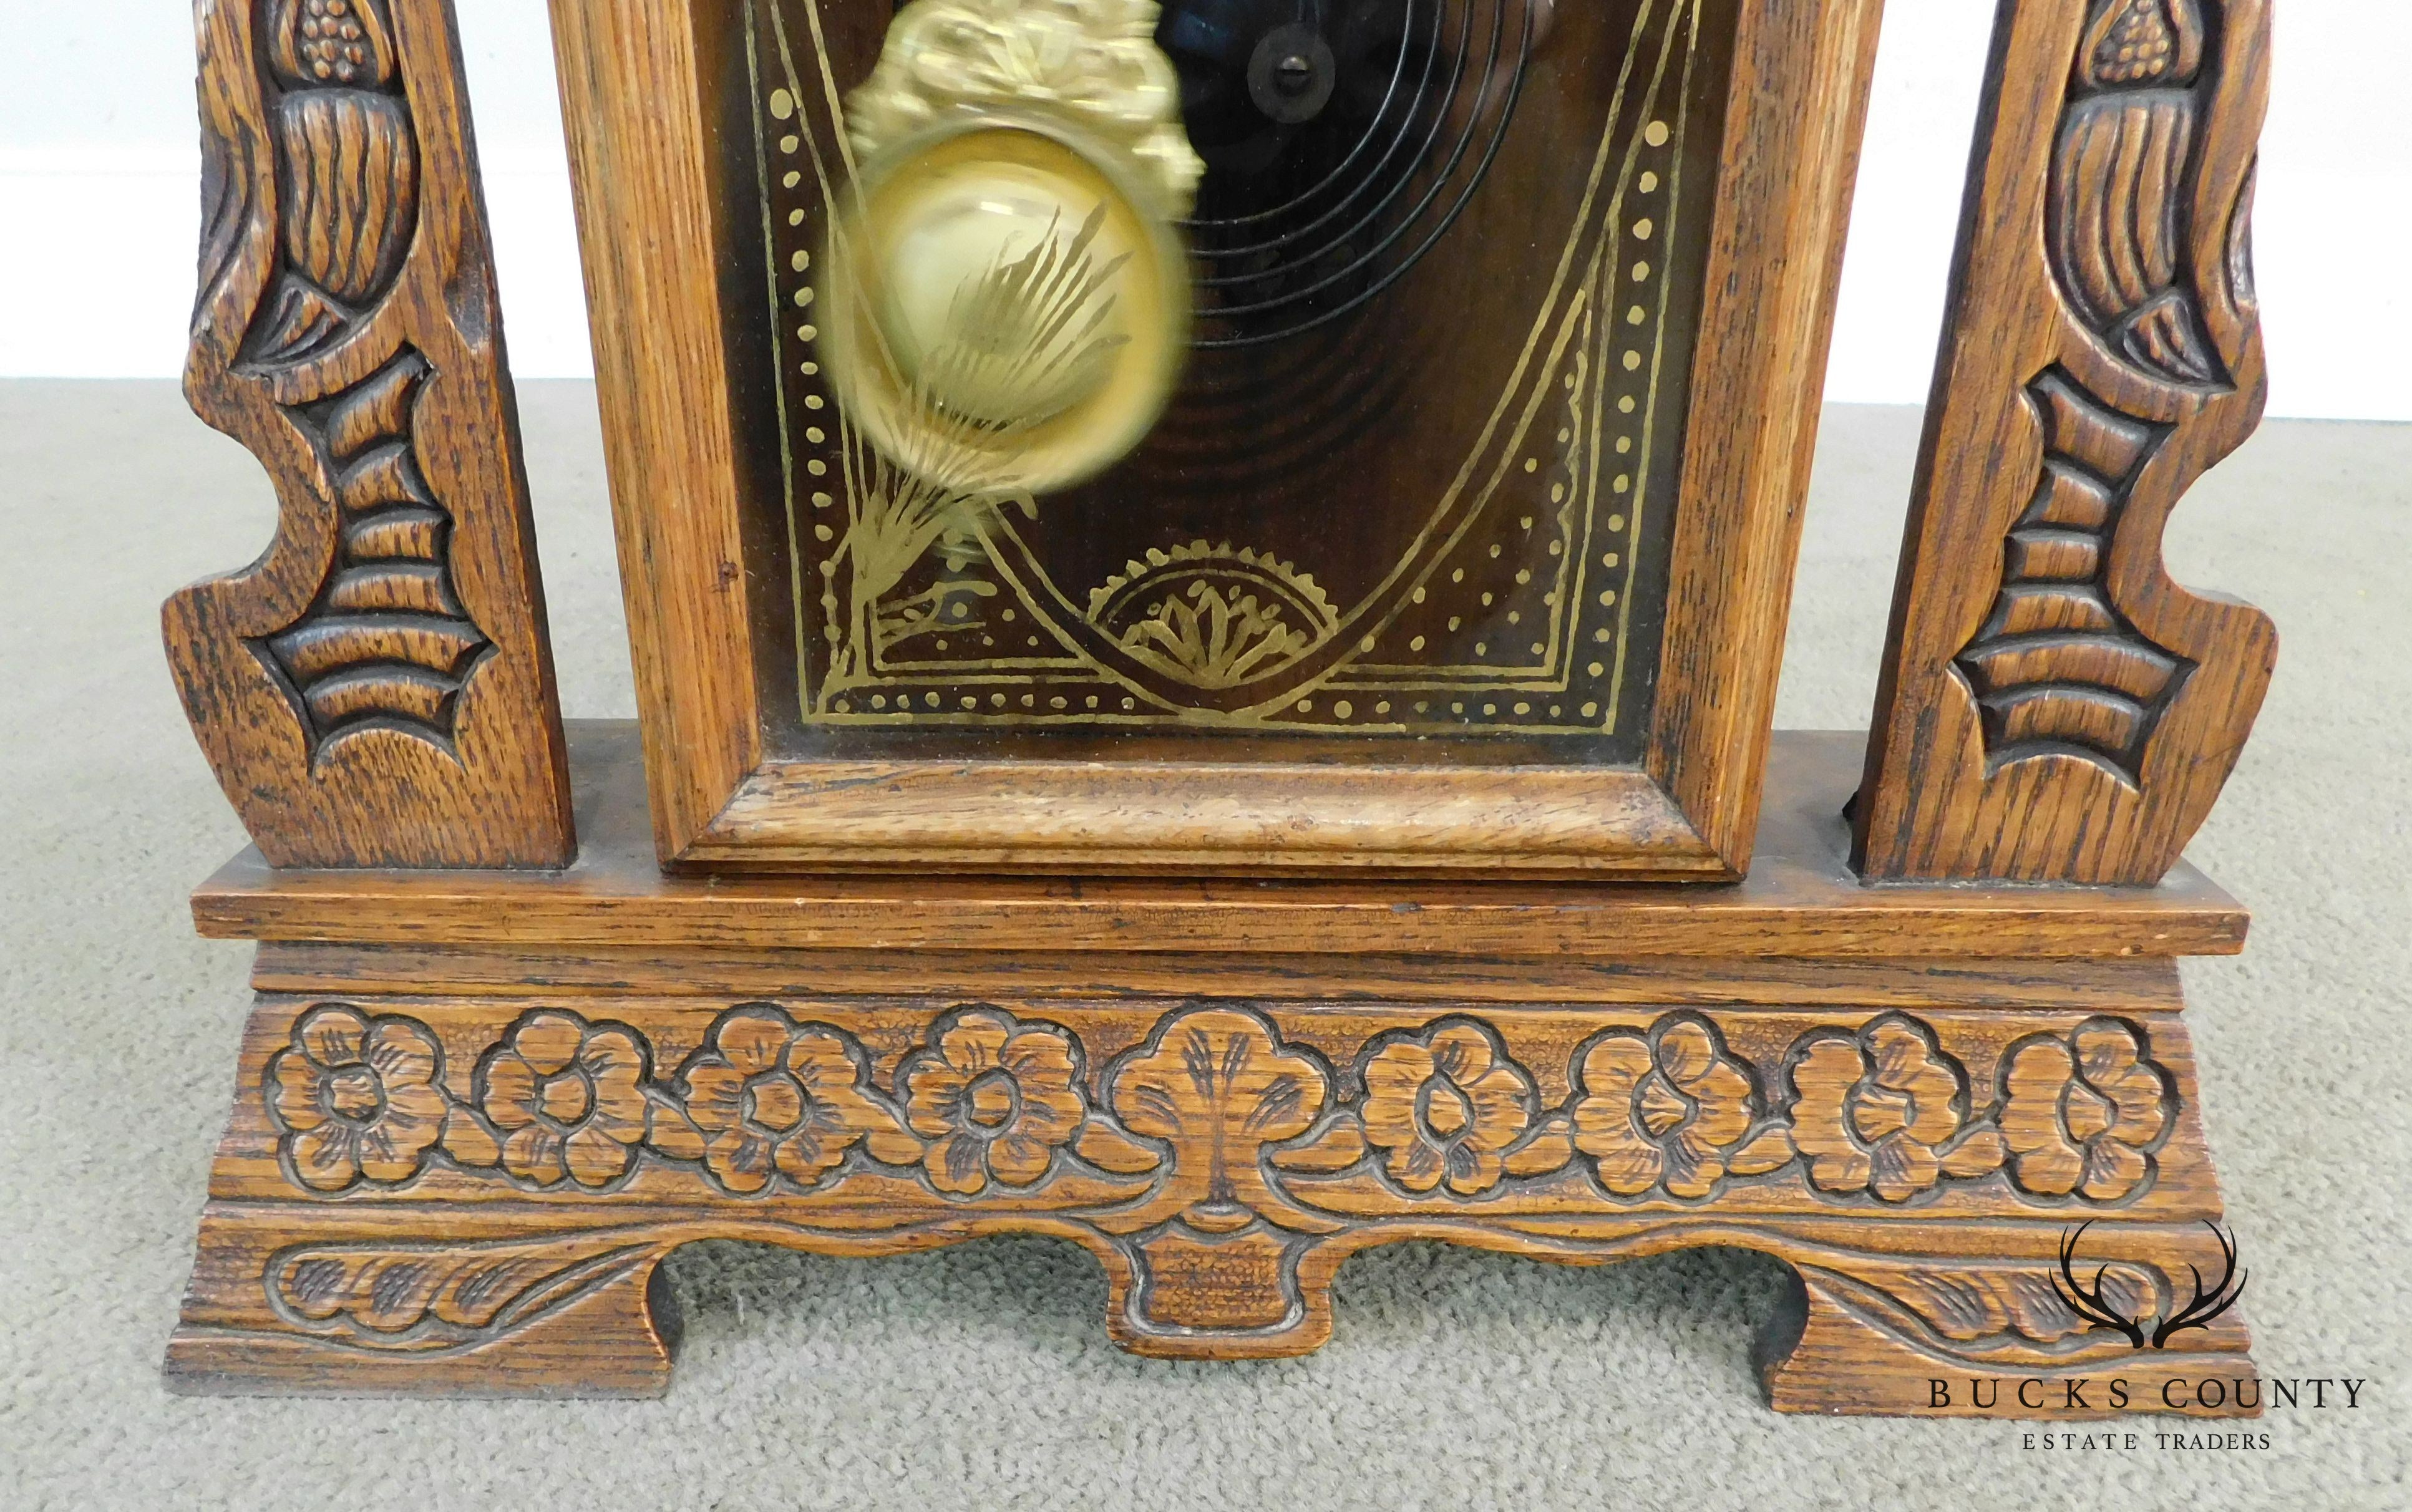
[
  {"left": 276, "top": 0, "right": 397, "bottom": 87},
  {"left": 260, "top": 1002, "right": 2178, "bottom": 1209},
  {"left": 2081, "top": 0, "right": 2201, "bottom": 89}
]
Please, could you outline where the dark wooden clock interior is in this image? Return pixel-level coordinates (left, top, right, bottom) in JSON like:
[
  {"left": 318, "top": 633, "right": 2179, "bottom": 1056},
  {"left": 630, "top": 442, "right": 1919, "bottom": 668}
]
[{"left": 726, "top": 0, "right": 1734, "bottom": 765}]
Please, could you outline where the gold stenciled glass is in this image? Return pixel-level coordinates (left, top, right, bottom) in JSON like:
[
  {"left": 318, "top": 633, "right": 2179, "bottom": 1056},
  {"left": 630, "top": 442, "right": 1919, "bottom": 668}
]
[{"left": 820, "top": 0, "right": 1202, "bottom": 495}]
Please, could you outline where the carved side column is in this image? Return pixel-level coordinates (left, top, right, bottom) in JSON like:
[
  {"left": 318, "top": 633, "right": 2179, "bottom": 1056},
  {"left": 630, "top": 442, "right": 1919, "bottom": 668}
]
[
  {"left": 167, "top": 0, "right": 573, "bottom": 867},
  {"left": 1855, "top": 0, "right": 2272, "bottom": 883}
]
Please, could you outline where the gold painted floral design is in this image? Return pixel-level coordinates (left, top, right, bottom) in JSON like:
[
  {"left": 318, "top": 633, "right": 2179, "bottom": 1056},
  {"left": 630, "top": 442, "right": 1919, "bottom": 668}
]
[
  {"left": 1122, "top": 583, "right": 1316, "bottom": 688},
  {"left": 668, "top": 1005, "right": 918, "bottom": 1194},
  {"left": 1086, "top": 542, "right": 1340, "bottom": 691},
  {"left": 2000, "top": 1018, "right": 2172, "bottom": 1200},
  {"left": 1787, "top": 1015, "right": 2006, "bottom": 1203},
  {"left": 1570, "top": 1015, "right": 1790, "bottom": 1199},
  {"left": 469, "top": 1011, "right": 651, "bottom": 1190},
  {"left": 266, "top": 1004, "right": 448, "bottom": 1191},
  {"left": 1357, "top": 1022, "right": 1535, "bottom": 1196},
  {"left": 900, "top": 1008, "right": 1087, "bottom": 1195}
]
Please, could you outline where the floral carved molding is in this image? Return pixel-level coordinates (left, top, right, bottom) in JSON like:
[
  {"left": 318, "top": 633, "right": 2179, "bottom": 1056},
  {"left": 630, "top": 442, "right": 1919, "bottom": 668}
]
[
  {"left": 235, "top": 998, "right": 2219, "bottom": 1362},
  {"left": 263, "top": 1001, "right": 2177, "bottom": 1208}
]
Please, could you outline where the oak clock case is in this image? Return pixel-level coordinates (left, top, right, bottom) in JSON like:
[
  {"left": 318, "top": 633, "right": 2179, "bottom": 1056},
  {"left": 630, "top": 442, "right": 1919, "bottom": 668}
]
[
  {"left": 158, "top": 0, "right": 2282, "bottom": 1420},
  {"left": 565, "top": 0, "right": 1852, "bottom": 876},
  {"left": 745, "top": 0, "right": 1714, "bottom": 752}
]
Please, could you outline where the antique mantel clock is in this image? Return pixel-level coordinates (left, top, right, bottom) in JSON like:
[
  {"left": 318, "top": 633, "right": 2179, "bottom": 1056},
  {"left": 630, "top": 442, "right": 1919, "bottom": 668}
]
[{"left": 162, "top": 0, "right": 2276, "bottom": 1417}]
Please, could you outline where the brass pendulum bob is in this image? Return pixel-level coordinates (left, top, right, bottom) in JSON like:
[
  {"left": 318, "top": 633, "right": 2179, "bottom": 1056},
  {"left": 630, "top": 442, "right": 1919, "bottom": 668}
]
[{"left": 820, "top": 0, "right": 1204, "bottom": 497}]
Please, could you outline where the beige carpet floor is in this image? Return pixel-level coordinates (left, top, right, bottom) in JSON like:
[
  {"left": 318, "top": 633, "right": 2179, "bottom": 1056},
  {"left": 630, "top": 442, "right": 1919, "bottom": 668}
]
[{"left": 2, "top": 382, "right": 2404, "bottom": 1509}]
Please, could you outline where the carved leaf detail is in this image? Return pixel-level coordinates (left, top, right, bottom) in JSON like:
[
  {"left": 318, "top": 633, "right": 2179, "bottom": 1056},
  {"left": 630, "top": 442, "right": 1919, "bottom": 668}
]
[
  {"left": 195, "top": 110, "right": 265, "bottom": 333},
  {"left": 1888, "top": 1262, "right": 2154, "bottom": 1344},
  {"left": 2048, "top": 0, "right": 2227, "bottom": 388},
  {"left": 245, "top": 0, "right": 420, "bottom": 369},
  {"left": 252, "top": 347, "right": 494, "bottom": 759},
  {"left": 1954, "top": 371, "right": 2191, "bottom": 785},
  {"left": 270, "top": 1234, "right": 653, "bottom": 1346},
  {"left": 275, "top": 90, "right": 418, "bottom": 307},
  {"left": 2050, "top": 95, "right": 2219, "bottom": 385}
]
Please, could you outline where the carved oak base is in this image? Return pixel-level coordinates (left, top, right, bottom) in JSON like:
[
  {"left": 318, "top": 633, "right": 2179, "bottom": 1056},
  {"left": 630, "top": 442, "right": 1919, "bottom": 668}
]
[
  {"left": 166, "top": 982, "right": 2257, "bottom": 1416},
  {"left": 163, "top": 730, "right": 2260, "bottom": 1413}
]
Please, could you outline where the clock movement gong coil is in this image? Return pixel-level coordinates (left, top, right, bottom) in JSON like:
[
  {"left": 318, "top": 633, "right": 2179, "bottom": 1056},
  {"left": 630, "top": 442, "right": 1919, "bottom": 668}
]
[{"left": 1159, "top": 0, "right": 1538, "bottom": 347}]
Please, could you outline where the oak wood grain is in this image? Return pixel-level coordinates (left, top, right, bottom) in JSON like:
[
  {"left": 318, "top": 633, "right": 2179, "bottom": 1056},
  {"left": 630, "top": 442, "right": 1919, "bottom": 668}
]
[
  {"left": 166, "top": 0, "right": 573, "bottom": 868},
  {"left": 1855, "top": 0, "right": 2274, "bottom": 883},
  {"left": 157, "top": 0, "right": 2273, "bottom": 1420},
  {"left": 192, "top": 724, "right": 2250, "bottom": 957},
  {"left": 545, "top": 0, "right": 762, "bottom": 861},
  {"left": 250, "top": 941, "right": 2192, "bottom": 1013},
  {"left": 165, "top": 985, "right": 2255, "bottom": 1412},
  {"left": 696, "top": 757, "right": 1719, "bottom": 876},
  {"left": 1648, "top": 0, "right": 1886, "bottom": 875}
]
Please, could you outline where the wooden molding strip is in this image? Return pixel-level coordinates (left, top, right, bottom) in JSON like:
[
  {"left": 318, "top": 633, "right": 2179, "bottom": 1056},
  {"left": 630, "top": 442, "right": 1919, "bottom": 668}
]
[
  {"left": 1651, "top": 0, "right": 1887, "bottom": 873},
  {"left": 192, "top": 724, "right": 2250, "bottom": 958},
  {"left": 544, "top": 0, "right": 762, "bottom": 860},
  {"left": 689, "top": 757, "right": 1723, "bottom": 876}
]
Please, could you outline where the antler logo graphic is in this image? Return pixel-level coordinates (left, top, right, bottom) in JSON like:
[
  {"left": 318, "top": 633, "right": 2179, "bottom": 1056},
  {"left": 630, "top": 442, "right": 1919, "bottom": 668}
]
[{"left": 2055, "top": 1219, "right": 2247, "bottom": 1348}]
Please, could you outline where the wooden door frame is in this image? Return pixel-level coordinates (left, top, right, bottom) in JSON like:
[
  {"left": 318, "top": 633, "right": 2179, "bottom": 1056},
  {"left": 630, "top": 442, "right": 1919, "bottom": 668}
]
[{"left": 547, "top": 0, "right": 1885, "bottom": 875}]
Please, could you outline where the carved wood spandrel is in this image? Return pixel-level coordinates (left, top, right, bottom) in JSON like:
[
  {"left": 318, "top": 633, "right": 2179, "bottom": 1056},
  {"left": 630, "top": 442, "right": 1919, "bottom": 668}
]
[
  {"left": 168, "top": 989, "right": 2253, "bottom": 1411},
  {"left": 1855, "top": 0, "right": 2274, "bottom": 884},
  {"left": 167, "top": 0, "right": 572, "bottom": 867}
]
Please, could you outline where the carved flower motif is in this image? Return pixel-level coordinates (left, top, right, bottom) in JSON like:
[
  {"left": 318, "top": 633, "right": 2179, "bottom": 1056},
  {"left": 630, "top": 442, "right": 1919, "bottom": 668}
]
[
  {"left": 900, "top": 1009, "right": 1086, "bottom": 1195},
  {"left": 267, "top": 1004, "right": 448, "bottom": 1191},
  {"left": 1787, "top": 1016, "right": 2004, "bottom": 1203},
  {"left": 1571, "top": 1016, "right": 1779, "bottom": 1199},
  {"left": 474, "top": 1012, "right": 650, "bottom": 1190},
  {"left": 2000, "top": 1018, "right": 2171, "bottom": 1201},
  {"left": 1358, "top": 1022, "right": 1535, "bottom": 1195},
  {"left": 676, "top": 1006, "right": 913, "bottom": 1194},
  {"left": 1107, "top": 1007, "right": 1328, "bottom": 1231}
]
